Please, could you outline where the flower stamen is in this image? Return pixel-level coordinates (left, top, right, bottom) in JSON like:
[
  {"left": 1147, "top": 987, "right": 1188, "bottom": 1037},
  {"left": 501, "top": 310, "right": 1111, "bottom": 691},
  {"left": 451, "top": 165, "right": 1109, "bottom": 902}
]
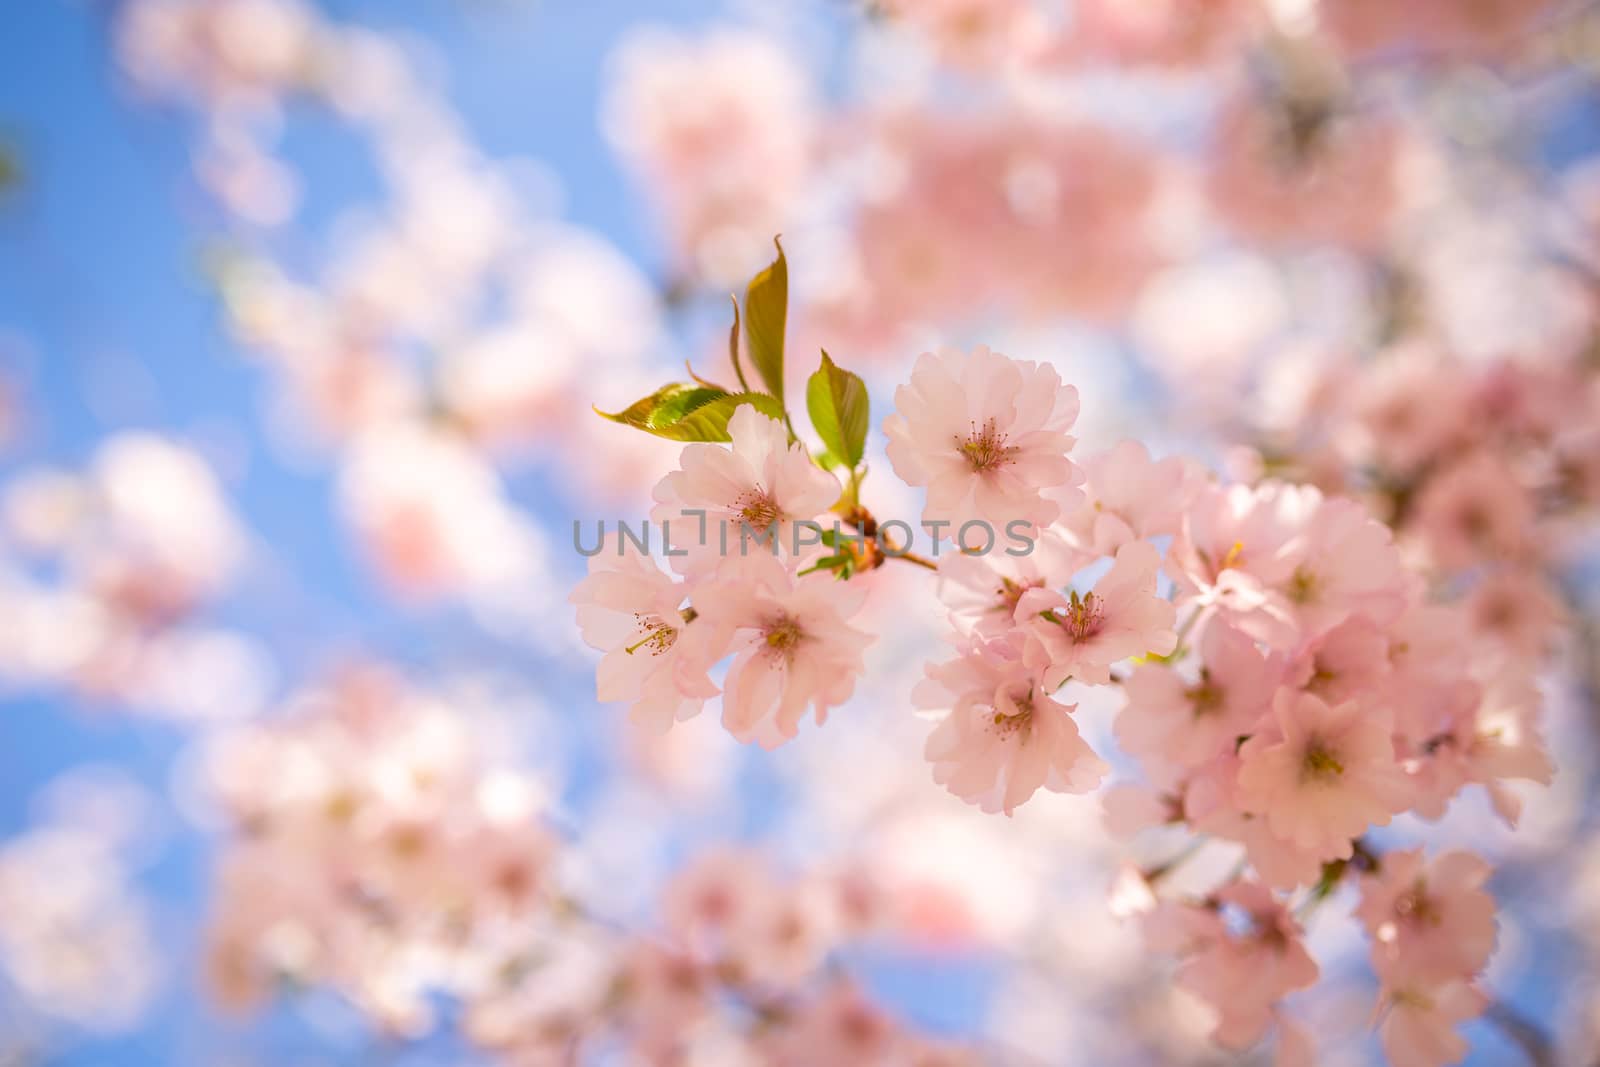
[{"left": 956, "top": 418, "right": 1020, "bottom": 474}]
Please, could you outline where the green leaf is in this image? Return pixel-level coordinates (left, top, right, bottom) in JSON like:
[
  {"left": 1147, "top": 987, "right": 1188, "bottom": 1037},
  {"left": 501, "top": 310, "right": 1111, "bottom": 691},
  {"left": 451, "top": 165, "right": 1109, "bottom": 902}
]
[
  {"left": 596, "top": 384, "right": 785, "bottom": 442},
  {"left": 805, "top": 351, "right": 869, "bottom": 468},
  {"left": 727, "top": 295, "right": 751, "bottom": 393},
  {"left": 743, "top": 237, "right": 788, "bottom": 402},
  {"left": 812, "top": 448, "right": 844, "bottom": 471}
]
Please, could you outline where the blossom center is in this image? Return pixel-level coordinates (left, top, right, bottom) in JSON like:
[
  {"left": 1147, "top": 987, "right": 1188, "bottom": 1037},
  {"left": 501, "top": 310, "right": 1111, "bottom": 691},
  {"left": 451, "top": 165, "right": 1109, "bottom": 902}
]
[
  {"left": 626, "top": 616, "right": 679, "bottom": 656},
  {"left": 989, "top": 687, "right": 1035, "bottom": 739},
  {"left": 956, "top": 418, "right": 1019, "bottom": 474},
  {"left": 762, "top": 614, "right": 807, "bottom": 661},
  {"left": 1287, "top": 566, "right": 1321, "bottom": 605},
  {"left": 1219, "top": 540, "right": 1246, "bottom": 570},
  {"left": 1057, "top": 589, "right": 1105, "bottom": 642},
  {"left": 994, "top": 576, "right": 1036, "bottom": 616},
  {"left": 735, "top": 487, "right": 781, "bottom": 532},
  {"left": 1456, "top": 502, "right": 1492, "bottom": 541},
  {"left": 1394, "top": 882, "right": 1440, "bottom": 927},
  {"left": 1185, "top": 671, "right": 1224, "bottom": 717},
  {"left": 1300, "top": 738, "right": 1344, "bottom": 782}
]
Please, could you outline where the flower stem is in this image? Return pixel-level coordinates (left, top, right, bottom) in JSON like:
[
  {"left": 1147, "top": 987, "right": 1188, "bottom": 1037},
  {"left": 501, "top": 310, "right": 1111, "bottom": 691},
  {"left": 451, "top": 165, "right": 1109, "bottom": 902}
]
[{"left": 1484, "top": 999, "right": 1556, "bottom": 1067}]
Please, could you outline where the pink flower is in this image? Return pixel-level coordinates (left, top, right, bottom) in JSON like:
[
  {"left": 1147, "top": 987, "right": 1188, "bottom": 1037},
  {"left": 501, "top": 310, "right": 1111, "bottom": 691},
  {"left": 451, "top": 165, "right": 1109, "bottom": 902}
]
[
  {"left": 1385, "top": 598, "right": 1479, "bottom": 741},
  {"left": 1403, "top": 668, "right": 1553, "bottom": 827},
  {"left": 1273, "top": 494, "right": 1409, "bottom": 646},
  {"left": 1236, "top": 689, "right": 1411, "bottom": 854},
  {"left": 933, "top": 531, "right": 1085, "bottom": 638},
  {"left": 680, "top": 553, "right": 871, "bottom": 748},
  {"left": 1185, "top": 753, "right": 1343, "bottom": 889},
  {"left": 877, "top": 0, "right": 1045, "bottom": 71},
  {"left": 569, "top": 538, "right": 715, "bottom": 733},
  {"left": 916, "top": 634, "right": 1107, "bottom": 815},
  {"left": 1356, "top": 848, "right": 1497, "bottom": 985},
  {"left": 1117, "top": 620, "right": 1278, "bottom": 771},
  {"left": 1288, "top": 616, "right": 1390, "bottom": 705},
  {"left": 1055, "top": 439, "right": 1202, "bottom": 558},
  {"left": 1015, "top": 540, "right": 1177, "bottom": 688},
  {"left": 883, "top": 346, "right": 1081, "bottom": 536},
  {"left": 1376, "top": 977, "right": 1487, "bottom": 1067},
  {"left": 1169, "top": 482, "right": 1406, "bottom": 650},
  {"left": 662, "top": 847, "right": 773, "bottom": 957},
  {"left": 1101, "top": 781, "right": 1181, "bottom": 839},
  {"left": 1167, "top": 481, "right": 1307, "bottom": 649},
  {"left": 1410, "top": 451, "right": 1535, "bottom": 572},
  {"left": 1207, "top": 93, "right": 1401, "bottom": 252},
  {"left": 616, "top": 942, "right": 708, "bottom": 1050},
  {"left": 1274, "top": 1013, "right": 1315, "bottom": 1067},
  {"left": 763, "top": 980, "right": 899, "bottom": 1065},
  {"left": 1152, "top": 880, "right": 1320, "bottom": 1049},
  {"left": 652, "top": 404, "right": 840, "bottom": 579},
  {"left": 1324, "top": 0, "right": 1555, "bottom": 59},
  {"left": 602, "top": 27, "right": 816, "bottom": 285},
  {"left": 1464, "top": 568, "right": 1565, "bottom": 660},
  {"left": 1061, "top": 0, "right": 1257, "bottom": 67},
  {"left": 1351, "top": 345, "right": 1472, "bottom": 476}
]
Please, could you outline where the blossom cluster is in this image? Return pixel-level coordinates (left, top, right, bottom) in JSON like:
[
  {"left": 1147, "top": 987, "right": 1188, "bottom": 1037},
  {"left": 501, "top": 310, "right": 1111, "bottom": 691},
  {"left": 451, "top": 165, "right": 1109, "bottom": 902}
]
[
  {"left": 201, "top": 665, "right": 975, "bottom": 1065},
  {"left": 599, "top": 0, "right": 1587, "bottom": 360},
  {"left": 0, "top": 432, "right": 267, "bottom": 719},
  {"left": 39, "top": 0, "right": 1599, "bottom": 1062},
  {"left": 578, "top": 271, "right": 1567, "bottom": 1065}
]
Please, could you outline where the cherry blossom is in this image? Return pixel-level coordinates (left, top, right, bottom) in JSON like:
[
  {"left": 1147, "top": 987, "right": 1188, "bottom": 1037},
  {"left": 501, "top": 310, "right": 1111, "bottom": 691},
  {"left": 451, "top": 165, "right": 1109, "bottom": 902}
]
[
  {"left": 1117, "top": 620, "right": 1278, "bottom": 772},
  {"left": 917, "top": 633, "right": 1107, "bottom": 815},
  {"left": 569, "top": 537, "right": 716, "bottom": 733},
  {"left": 1015, "top": 540, "right": 1177, "bottom": 688},
  {"left": 652, "top": 404, "right": 840, "bottom": 579},
  {"left": 1055, "top": 439, "right": 1202, "bottom": 559},
  {"left": 679, "top": 553, "right": 872, "bottom": 748},
  {"left": 884, "top": 345, "right": 1081, "bottom": 536},
  {"left": 26, "top": 2, "right": 1600, "bottom": 1062},
  {"left": 1376, "top": 976, "right": 1488, "bottom": 1067},
  {"left": 1236, "top": 689, "right": 1412, "bottom": 854},
  {"left": 1145, "top": 881, "right": 1319, "bottom": 1049},
  {"left": 1356, "top": 848, "right": 1497, "bottom": 985}
]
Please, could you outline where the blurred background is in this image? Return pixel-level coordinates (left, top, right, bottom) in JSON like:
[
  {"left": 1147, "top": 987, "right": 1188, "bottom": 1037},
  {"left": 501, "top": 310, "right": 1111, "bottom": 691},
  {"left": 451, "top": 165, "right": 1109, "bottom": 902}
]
[{"left": 3, "top": 0, "right": 1600, "bottom": 1064}]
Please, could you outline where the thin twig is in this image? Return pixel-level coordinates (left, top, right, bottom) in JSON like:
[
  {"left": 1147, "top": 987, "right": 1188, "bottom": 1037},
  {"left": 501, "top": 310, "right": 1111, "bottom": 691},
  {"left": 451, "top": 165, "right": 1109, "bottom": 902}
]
[{"left": 1485, "top": 1000, "right": 1557, "bottom": 1067}]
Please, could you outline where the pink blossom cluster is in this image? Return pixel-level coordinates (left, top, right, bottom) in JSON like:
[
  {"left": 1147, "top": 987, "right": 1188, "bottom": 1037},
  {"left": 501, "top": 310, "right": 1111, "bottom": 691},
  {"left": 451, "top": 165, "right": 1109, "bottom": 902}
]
[
  {"left": 1240, "top": 344, "right": 1599, "bottom": 665},
  {"left": 1105, "top": 471, "right": 1550, "bottom": 1065},
  {"left": 817, "top": 110, "right": 1170, "bottom": 345},
  {"left": 0, "top": 771, "right": 162, "bottom": 1036},
  {"left": 573, "top": 405, "right": 872, "bottom": 747},
  {"left": 201, "top": 665, "right": 975, "bottom": 1063},
  {"left": 0, "top": 433, "right": 267, "bottom": 719},
  {"left": 602, "top": 27, "right": 818, "bottom": 288},
  {"left": 89, "top": 0, "right": 1600, "bottom": 1060},
  {"left": 583, "top": 337, "right": 1565, "bottom": 1066},
  {"left": 597, "top": 2, "right": 1591, "bottom": 361},
  {"left": 203, "top": 666, "right": 564, "bottom": 1029},
  {"left": 873, "top": 0, "right": 1558, "bottom": 72},
  {"left": 114, "top": 0, "right": 675, "bottom": 613}
]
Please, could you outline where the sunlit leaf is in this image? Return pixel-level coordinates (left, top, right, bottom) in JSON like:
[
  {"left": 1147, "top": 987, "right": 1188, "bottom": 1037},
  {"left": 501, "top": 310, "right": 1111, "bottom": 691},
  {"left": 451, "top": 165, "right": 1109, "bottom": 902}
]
[
  {"left": 596, "top": 383, "right": 785, "bottom": 442},
  {"left": 743, "top": 237, "right": 788, "bottom": 403},
  {"left": 805, "top": 351, "right": 869, "bottom": 468}
]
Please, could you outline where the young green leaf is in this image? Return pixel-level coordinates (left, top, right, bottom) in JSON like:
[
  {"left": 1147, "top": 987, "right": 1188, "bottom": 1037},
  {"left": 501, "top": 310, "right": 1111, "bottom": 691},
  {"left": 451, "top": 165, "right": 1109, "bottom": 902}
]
[
  {"left": 812, "top": 448, "right": 844, "bottom": 471},
  {"left": 727, "top": 294, "right": 751, "bottom": 393},
  {"left": 596, "top": 384, "right": 785, "bottom": 442},
  {"left": 805, "top": 351, "right": 869, "bottom": 468},
  {"left": 743, "top": 237, "right": 788, "bottom": 402}
]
